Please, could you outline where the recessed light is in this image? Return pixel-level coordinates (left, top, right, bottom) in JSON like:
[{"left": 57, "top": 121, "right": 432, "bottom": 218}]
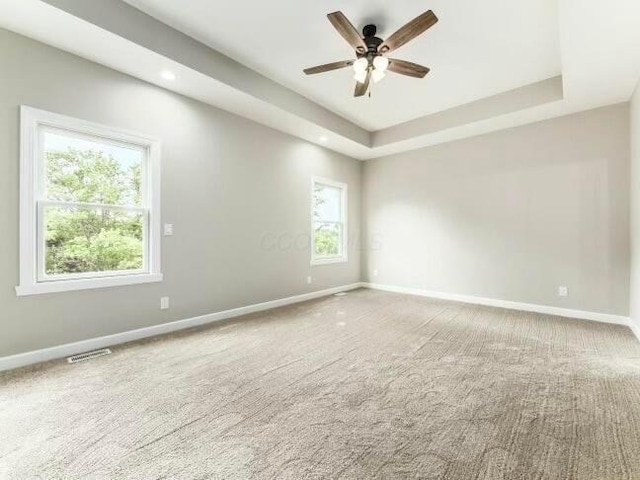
[
  {"left": 319, "top": 136, "right": 329, "bottom": 143},
  {"left": 160, "top": 70, "right": 176, "bottom": 81}
]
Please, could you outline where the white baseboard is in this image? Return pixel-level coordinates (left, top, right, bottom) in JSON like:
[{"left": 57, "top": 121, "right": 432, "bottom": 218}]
[
  {"left": 629, "top": 320, "right": 640, "bottom": 343},
  {"left": 362, "top": 282, "right": 632, "bottom": 328},
  {"left": 3, "top": 281, "right": 636, "bottom": 372},
  {"left": 0, "top": 283, "right": 363, "bottom": 372}
]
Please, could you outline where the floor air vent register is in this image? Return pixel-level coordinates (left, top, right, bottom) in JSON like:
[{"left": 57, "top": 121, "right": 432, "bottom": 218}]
[{"left": 67, "top": 348, "right": 112, "bottom": 364}]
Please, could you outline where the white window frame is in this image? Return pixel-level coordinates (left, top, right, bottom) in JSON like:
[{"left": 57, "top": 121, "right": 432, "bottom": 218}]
[
  {"left": 16, "top": 106, "right": 162, "bottom": 296},
  {"left": 311, "top": 177, "right": 348, "bottom": 266}
]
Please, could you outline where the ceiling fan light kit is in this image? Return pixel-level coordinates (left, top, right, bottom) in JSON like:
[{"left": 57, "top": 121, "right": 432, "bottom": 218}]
[
  {"left": 303, "top": 10, "right": 438, "bottom": 97},
  {"left": 353, "top": 57, "right": 369, "bottom": 83}
]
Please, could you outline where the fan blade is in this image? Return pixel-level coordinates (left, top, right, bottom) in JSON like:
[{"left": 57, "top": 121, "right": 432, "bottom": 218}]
[
  {"left": 354, "top": 70, "right": 371, "bottom": 97},
  {"left": 388, "top": 59, "right": 430, "bottom": 78},
  {"left": 327, "top": 11, "right": 367, "bottom": 53},
  {"left": 304, "top": 60, "right": 354, "bottom": 75},
  {"left": 379, "top": 10, "right": 438, "bottom": 54}
]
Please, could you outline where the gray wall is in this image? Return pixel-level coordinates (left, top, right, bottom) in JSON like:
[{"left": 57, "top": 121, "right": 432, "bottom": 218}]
[
  {"left": 1, "top": 27, "right": 635, "bottom": 359},
  {"left": 630, "top": 82, "right": 640, "bottom": 328},
  {"left": 0, "top": 29, "right": 362, "bottom": 357},
  {"left": 363, "top": 105, "right": 631, "bottom": 315}
]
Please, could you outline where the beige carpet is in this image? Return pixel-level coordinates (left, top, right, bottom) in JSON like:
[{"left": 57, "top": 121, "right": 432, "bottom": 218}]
[{"left": 2, "top": 289, "right": 640, "bottom": 479}]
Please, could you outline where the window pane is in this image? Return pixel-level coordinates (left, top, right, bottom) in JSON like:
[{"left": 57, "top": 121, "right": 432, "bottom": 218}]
[
  {"left": 43, "top": 205, "right": 144, "bottom": 276},
  {"left": 44, "top": 130, "right": 143, "bottom": 206},
  {"left": 314, "top": 222, "right": 342, "bottom": 257},
  {"left": 313, "top": 183, "right": 342, "bottom": 222}
]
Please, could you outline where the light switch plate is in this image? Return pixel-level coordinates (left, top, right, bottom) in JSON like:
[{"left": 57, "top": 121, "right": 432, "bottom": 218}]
[{"left": 163, "top": 223, "right": 173, "bottom": 236}]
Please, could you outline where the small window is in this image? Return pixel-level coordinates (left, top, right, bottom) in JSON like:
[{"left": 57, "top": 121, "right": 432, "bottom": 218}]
[
  {"left": 311, "top": 177, "right": 348, "bottom": 265},
  {"left": 16, "top": 106, "right": 162, "bottom": 295}
]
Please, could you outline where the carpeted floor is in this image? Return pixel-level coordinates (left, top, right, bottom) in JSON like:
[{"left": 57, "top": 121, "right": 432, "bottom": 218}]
[{"left": 2, "top": 289, "right": 640, "bottom": 479}]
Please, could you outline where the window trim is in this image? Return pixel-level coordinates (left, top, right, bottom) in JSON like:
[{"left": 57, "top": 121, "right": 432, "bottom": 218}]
[
  {"left": 16, "top": 106, "right": 162, "bottom": 296},
  {"left": 310, "top": 177, "right": 348, "bottom": 266}
]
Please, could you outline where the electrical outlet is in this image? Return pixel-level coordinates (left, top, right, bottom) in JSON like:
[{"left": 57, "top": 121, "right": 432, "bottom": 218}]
[
  {"left": 306, "top": 276, "right": 312, "bottom": 285},
  {"left": 163, "top": 224, "right": 173, "bottom": 236},
  {"left": 373, "top": 269, "right": 379, "bottom": 277},
  {"left": 558, "top": 286, "right": 568, "bottom": 297},
  {"left": 160, "top": 297, "right": 170, "bottom": 309}
]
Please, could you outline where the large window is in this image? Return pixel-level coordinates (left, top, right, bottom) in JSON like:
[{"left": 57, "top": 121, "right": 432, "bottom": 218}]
[
  {"left": 17, "top": 106, "right": 162, "bottom": 295},
  {"left": 311, "top": 177, "right": 347, "bottom": 265}
]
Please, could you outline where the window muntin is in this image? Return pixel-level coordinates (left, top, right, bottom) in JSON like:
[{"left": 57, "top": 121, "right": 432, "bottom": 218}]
[
  {"left": 17, "top": 106, "right": 162, "bottom": 295},
  {"left": 312, "top": 178, "right": 347, "bottom": 265}
]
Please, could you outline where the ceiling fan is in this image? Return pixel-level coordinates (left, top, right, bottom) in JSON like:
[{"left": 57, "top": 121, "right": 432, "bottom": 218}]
[{"left": 304, "top": 10, "right": 438, "bottom": 97}]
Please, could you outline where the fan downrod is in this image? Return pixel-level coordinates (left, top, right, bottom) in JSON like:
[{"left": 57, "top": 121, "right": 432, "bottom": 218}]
[{"left": 362, "top": 24, "right": 377, "bottom": 38}]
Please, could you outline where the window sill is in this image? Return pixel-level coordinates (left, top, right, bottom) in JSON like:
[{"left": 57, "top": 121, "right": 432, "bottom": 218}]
[
  {"left": 311, "top": 256, "right": 348, "bottom": 266},
  {"left": 15, "top": 273, "right": 163, "bottom": 296}
]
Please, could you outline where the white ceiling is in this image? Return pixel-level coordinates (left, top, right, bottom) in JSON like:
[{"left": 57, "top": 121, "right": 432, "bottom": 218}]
[
  {"left": 123, "top": 0, "right": 561, "bottom": 131},
  {"left": 1, "top": 0, "right": 639, "bottom": 159}
]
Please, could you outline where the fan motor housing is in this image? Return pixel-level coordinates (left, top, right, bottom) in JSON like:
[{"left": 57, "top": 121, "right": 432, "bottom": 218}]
[{"left": 362, "top": 24, "right": 383, "bottom": 54}]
